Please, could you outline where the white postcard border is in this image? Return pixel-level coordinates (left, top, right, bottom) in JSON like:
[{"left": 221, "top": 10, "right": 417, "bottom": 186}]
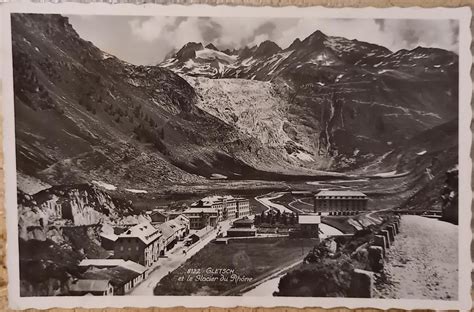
[{"left": 1, "top": 3, "right": 472, "bottom": 310}]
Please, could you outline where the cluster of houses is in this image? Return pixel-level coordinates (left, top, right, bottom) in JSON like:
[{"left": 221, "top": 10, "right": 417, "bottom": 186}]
[
  {"left": 69, "top": 195, "right": 250, "bottom": 296},
  {"left": 67, "top": 189, "right": 373, "bottom": 296}
]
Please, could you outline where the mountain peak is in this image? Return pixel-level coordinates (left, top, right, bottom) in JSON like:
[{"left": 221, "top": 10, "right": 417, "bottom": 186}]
[
  {"left": 254, "top": 40, "right": 282, "bottom": 58},
  {"left": 311, "top": 30, "right": 327, "bottom": 38},
  {"left": 222, "top": 48, "right": 238, "bottom": 56},
  {"left": 175, "top": 42, "right": 204, "bottom": 62},
  {"left": 303, "top": 30, "right": 328, "bottom": 46},
  {"left": 238, "top": 45, "right": 257, "bottom": 59},
  {"left": 205, "top": 43, "right": 219, "bottom": 51},
  {"left": 287, "top": 38, "right": 302, "bottom": 50}
]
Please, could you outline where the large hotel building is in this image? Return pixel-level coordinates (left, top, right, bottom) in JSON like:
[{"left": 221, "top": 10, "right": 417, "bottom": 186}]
[
  {"left": 183, "top": 195, "right": 250, "bottom": 229},
  {"left": 313, "top": 190, "right": 368, "bottom": 213}
]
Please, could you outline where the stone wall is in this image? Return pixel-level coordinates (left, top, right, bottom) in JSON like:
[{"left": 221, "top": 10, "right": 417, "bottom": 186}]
[{"left": 348, "top": 216, "right": 401, "bottom": 297}]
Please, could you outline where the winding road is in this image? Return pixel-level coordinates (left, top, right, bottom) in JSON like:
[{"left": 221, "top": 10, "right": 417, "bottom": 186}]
[{"left": 255, "top": 192, "right": 293, "bottom": 213}]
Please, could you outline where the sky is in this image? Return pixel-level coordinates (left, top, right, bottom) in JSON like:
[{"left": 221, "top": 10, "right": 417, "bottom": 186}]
[{"left": 68, "top": 15, "right": 459, "bottom": 65}]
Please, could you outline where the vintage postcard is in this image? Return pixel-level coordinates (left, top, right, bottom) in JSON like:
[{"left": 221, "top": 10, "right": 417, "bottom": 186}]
[{"left": 1, "top": 2, "right": 472, "bottom": 310}]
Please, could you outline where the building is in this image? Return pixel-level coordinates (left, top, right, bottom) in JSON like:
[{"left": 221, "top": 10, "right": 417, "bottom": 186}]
[
  {"left": 172, "top": 215, "right": 190, "bottom": 239},
  {"left": 296, "top": 214, "right": 321, "bottom": 238},
  {"left": 69, "top": 279, "right": 114, "bottom": 296},
  {"left": 100, "top": 232, "right": 118, "bottom": 250},
  {"left": 235, "top": 197, "right": 250, "bottom": 218},
  {"left": 147, "top": 210, "right": 170, "bottom": 225},
  {"left": 223, "top": 196, "right": 237, "bottom": 219},
  {"left": 167, "top": 210, "right": 184, "bottom": 219},
  {"left": 226, "top": 217, "right": 256, "bottom": 237},
  {"left": 153, "top": 217, "right": 189, "bottom": 251},
  {"left": 79, "top": 259, "right": 130, "bottom": 269},
  {"left": 186, "top": 226, "right": 213, "bottom": 246},
  {"left": 79, "top": 259, "right": 148, "bottom": 277},
  {"left": 114, "top": 221, "right": 163, "bottom": 267},
  {"left": 191, "top": 196, "right": 224, "bottom": 216},
  {"left": 80, "top": 263, "right": 148, "bottom": 295},
  {"left": 187, "top": 195, "right": 250, "bottom": 226},
  {"left": 313, "top": 190, "right": 368, "bottom": 214},
  {"left": 78, "top": 259, "right": 149, "bottom": 294},
  {"left": 158, "top": 222, "right": 178, "bottom": 251},
  {"left": 183, "top": 207, "right": 220, "bottom": 229}
]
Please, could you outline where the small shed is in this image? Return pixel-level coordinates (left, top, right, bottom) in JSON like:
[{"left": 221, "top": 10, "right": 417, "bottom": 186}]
[{"left": 297, "top": 214, "right": 321, "bottom": 238}]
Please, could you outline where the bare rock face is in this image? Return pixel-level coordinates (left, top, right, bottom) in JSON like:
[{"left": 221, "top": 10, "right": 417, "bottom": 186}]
[{"left": 17, "top": 184, "right": 138, "bottom": 242}]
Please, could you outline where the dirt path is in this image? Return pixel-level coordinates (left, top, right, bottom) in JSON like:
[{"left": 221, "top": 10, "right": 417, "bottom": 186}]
[{"left": 375, "top": 215, "right": 458, "bottom": 300}]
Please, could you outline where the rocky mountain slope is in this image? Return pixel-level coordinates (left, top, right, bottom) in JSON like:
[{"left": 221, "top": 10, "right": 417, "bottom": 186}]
[
  {"left": 13, "top": 13, "right": 459, "bottom": 189},
  {"left": 13, "top": 13, "right": 327, "bottom": 191},
  {"left": 162, "top": 32, "right": 458, "bottom": 169},
  {"left": 17, "top": 183, "right": 142, "bottom": 242}
]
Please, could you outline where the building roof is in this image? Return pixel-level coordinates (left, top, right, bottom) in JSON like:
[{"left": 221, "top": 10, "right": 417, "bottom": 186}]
[
  {"left": 100, "top": 232, "right": 118, "bottom": 242},
  {"left": 168, "top": 219, "right": 185, "bottom": 230},
  {"left": 227, "top": 228, "right": 256, "bottom": 232},
  {"left": 174, "top": 214, "right": 190, "bottom": 223},
  {"left": 190, "top": 226, "right": 213, "bottom": 239},
  {"left": 79, "top": 259, "right": 125, "bottom": 267},
  {"left": 233, "top": 218, "right": 254, "bottom": 225},
  {"left": 78, "top": 259, "right": 147, "bottom": 274},
  {"left": 183, "top": 207, "right": 219, "bottom": 214},
  {"left": 168, "top": 210, "right": 187, "bottom": 216},
  {"left": 316, "top": 190, "right": 367, "bottom": 197},
  {"left": 120, "top": 260, "right": 147, "bottom": 274},
  {"left": 81, "top": 266, "right": 141, "bottom": 287},
  {"left": 118, "top": 221, "right": 162, "bottom": 245},
  {"left": 157, "top": 222, "right": 177, "bottom": 240},
  {"left": 171, "top": 218, "right": 189, "bottom": 230},
  {"left": 69, "top": 279, "right": 110, "bottom": 293},
  {"left": 148, "top": 210, "right": 169, "bottom": 217},
  {"left": 191, "top": 195, "right": 247, "bottom": 208},
  {"left": 298, "top": 214, "right": 321, "bottom": 224}
]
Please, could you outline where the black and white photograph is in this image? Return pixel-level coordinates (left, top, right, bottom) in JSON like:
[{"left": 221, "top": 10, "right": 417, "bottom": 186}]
[{"left": 2, "top": 3, "right": 472, "bottom": 310}]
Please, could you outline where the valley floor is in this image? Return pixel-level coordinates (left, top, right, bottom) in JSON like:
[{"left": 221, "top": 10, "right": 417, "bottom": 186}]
[{"left": 374, "top": 215, "right": 458, "bottom": 300}]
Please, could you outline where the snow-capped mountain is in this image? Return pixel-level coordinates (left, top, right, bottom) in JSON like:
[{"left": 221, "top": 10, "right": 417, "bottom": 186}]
[
  {"left": 161, "top": 29, "right": 458, "bottom": 169},
  {"left": 160, "top": 42, "right": 238, "bottom": 78},
  {"left": 161, "top": 30, "right": 457, "bottom": 83},
  {"left": 12, "top": 14, "right": 341, "bottom": 190},
  {"left": 12, "top": 14, "right": 459, "bottom": 189}
]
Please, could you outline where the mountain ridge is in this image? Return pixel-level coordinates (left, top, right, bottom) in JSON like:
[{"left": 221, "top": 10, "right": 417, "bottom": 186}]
[
  {"left": 12, "top": 13, "right": 459, "bottom": 190},
  {"left": 161, "top": 28, "right": 457, "bottom": 170}
]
